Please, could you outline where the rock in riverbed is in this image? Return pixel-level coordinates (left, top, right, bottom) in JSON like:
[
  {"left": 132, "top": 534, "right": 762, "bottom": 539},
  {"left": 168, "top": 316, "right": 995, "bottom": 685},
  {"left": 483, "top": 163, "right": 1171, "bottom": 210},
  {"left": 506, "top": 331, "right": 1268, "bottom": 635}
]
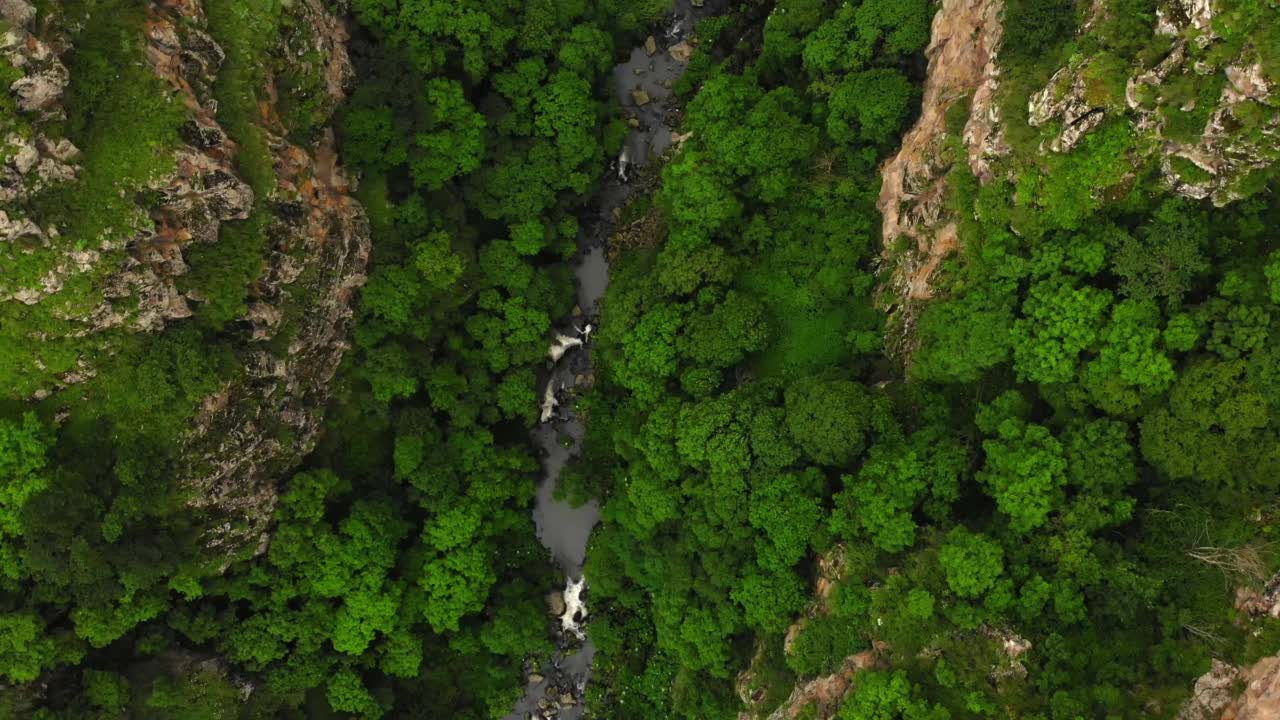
[{"left": 546, "top": 591, "right": 566, "bottom": 617}]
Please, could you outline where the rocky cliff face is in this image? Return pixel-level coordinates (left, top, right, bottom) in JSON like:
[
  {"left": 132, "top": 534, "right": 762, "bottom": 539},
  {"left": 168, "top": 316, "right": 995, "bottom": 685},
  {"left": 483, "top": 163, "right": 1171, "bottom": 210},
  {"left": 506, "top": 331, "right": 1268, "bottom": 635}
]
[
  {"left": 1029, "top": 0, "right": 1278, "bottom": 205},
  {"left": 735, "top": 545, "right": 878, "bottom": 720},
  {"left": 1179, "top": 656, "right": 1280, "bottom": 720},
  {"left": 1, "top": 2, "right": 81, "bottom": 297},
  {"left": 875, "top": 0, "right": 1006, "bottom": 356},
  {"left": 878, "top": 0, "right": 1280, "bottom": 327},
  {"left": 867, "top": 0, "right": 1280, "bottom": 714},
  {"left": 166, "top": 0, "right": 371, "bottom": 556},
  {"left": 877, "top": 0, "right": 1006, "bottom": 281},
  {"left": 2, "top": 0, "right": 369, "bottom": 556}
]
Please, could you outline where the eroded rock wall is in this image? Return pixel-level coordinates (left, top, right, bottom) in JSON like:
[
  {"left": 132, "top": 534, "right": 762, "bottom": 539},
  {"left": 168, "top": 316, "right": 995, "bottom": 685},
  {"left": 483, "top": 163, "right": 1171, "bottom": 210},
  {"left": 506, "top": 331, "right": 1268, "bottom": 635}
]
[
  {"left": 1029, "top": 0, "right": 1279, "bottom": 205},
  {"left": 2, "top": 0, "right": 369, "bottom": 558},
  {"left": 875, "top": 0, "right": 1005, "bottom": 358},
  {"left": 153, "top": 0, "right": 371, "bottom": 555}
]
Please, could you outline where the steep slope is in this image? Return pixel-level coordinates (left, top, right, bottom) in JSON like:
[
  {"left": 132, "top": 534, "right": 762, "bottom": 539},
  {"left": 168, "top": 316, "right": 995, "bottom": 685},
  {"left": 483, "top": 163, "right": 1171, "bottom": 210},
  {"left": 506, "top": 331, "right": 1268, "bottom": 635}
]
[
  {"left": 878, "top": 0, "right": 1280, "bottom": 360},
  {"left": 756, "top": 0, "right": 1280, "bottom": 717},
  {"left": 2, "top": 0, "right": 368, "bottom": 557},
  {"left": 877, "top": 0, "right": 1006, "bottom": 305}
]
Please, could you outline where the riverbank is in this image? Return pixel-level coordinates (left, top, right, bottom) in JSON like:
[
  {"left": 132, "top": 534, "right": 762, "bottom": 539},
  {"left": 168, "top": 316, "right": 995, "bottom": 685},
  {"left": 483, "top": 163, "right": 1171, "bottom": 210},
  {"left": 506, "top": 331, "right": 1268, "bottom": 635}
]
[{"left": 505, "top": 3, "right": 726, "bottom": 718}]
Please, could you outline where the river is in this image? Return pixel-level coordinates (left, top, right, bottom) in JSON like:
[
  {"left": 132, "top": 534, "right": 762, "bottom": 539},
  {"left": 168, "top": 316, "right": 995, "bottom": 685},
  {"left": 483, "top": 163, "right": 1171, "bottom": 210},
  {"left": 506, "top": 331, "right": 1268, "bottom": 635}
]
[{"left": 504, "top": 3, "right": 722, "bottom": 718}]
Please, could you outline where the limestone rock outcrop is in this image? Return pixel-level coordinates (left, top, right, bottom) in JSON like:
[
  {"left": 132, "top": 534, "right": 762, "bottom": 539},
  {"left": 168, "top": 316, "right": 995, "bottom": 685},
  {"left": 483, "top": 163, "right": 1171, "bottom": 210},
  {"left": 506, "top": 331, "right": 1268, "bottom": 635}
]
[
  {"left": 875, "top": 0, "right": 1005, "bottom": 358},
  {"left": 2, "top": 0, "right": 370, "bottom": 558},
  {"left": 1028, "top": 0, "right": 1279, "bottom": 205}
]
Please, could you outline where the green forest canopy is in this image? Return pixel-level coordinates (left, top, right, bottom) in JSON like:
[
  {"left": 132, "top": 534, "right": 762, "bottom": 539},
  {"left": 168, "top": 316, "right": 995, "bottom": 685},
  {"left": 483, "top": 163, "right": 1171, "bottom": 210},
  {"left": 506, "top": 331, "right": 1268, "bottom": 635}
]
[{"left": 2, "top": 0, "right": 1280, "bottom": 718}]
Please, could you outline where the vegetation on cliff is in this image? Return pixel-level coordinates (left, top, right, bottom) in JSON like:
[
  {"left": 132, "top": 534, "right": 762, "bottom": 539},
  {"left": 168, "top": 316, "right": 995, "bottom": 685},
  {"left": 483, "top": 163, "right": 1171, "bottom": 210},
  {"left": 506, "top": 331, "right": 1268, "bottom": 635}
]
[{"left": 569, "top": 0, "right": 1280, "bottom": 719}]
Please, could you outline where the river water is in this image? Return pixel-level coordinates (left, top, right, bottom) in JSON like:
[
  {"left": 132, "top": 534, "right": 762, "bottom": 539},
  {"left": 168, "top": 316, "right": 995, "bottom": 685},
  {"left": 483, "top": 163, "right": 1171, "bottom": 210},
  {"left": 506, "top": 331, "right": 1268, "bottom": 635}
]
[{"left": 504, "top": 3, "right": 721, "bottom": 719}]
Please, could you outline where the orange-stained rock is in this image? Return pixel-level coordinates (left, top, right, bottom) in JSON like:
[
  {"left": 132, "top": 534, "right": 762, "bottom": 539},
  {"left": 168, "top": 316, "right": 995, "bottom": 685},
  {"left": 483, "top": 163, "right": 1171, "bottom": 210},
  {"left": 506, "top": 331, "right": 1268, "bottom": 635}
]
[{"left": 1221, "top": 656, "right": 1280, "bottom": 720}]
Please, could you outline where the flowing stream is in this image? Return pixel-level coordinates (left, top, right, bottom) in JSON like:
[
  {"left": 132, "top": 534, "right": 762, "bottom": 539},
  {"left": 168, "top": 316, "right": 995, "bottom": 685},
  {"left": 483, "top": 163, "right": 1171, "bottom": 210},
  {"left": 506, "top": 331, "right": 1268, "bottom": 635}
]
[{"left": 503, "top": 3, "right": 722, "bottom": 718}]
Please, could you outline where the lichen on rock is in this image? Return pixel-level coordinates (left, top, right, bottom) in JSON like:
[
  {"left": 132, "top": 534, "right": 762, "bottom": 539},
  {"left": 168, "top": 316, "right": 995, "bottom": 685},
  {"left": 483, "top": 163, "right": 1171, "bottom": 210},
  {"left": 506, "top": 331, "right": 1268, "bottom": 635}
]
[
  {"left": 2, "top": 0, "right": 370, "bottom": 560},
  {"left": 1028, "top": 0, "right": 1280, "bottom": 205}
]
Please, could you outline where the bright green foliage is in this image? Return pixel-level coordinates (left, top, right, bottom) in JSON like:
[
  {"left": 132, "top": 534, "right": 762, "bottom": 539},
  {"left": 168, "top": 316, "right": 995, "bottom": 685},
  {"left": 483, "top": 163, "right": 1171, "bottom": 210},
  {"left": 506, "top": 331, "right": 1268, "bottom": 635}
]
[
  {"left": 1266, "top": 251, "right": 1280, "bottom": 303},
  {"left": 1037, "top": 122, "right": 1137, "bottom": 230},
  {"left": 1061, "top": 419, "right": 1137, "bottom": 532},
  {"left": 0, "top": 414, "right": 49, "bottom": 540},
  {"left": 828, "top": 70, "right": 918, "bottom": 145},
  {"left": 326, "top": 669, "right": 384, "bottom": 719},
  {"left": 10, "top": 1, "right": 1280, "bottom": 718},
  {"left": 939, "top": 529, "right": 1004, "bottom": 599},
  {"left": 685, "top": 76, "right": 821, "bottom": 202},
  {"left": 0, "top": 612, "right": 65, "bottom": 683},
  {"left": 614, "top": 303, "right": 686, "bottom": 403},
  {"left": 978, "top": 418, "right": 1067, "bottom": 533},
  {"left": 910, "top": 292, "right": 1014, "bottom": 383},
  {"left": 732, "top": 568, "right": 807, "bottom": 632},
  {"left": 1011, "top": 278, "right": 1112, "bottom": 385},
  {"left": 350, "top": 0, "right": 515, "bottom": 79},
  {"left": 535, "top": 70, "right": 600, "bottom": 171},
  {"left": 411, "top": 79, "right": 486, "bottom": 189},
  {"left": 831, "top": 430, "right": 967, "bottom": 552},
  {"left": 412, "top": 230, "right": 466, "bottom": 290},
  {"left": 188, "top": 469, "right": 425, "bottom": 715},
  {"left": 0, "top": 413, "right": 49, "bottom": 580},
  {"left": 1164, "top": 313, "right": 1202, "bottom": 352},
  {"left": 839, "top": 670, "right": 950, "bottom": 720},
  {"left": 802, "top": 0, "right": 932, "bottom": 76},
  {"left": 662, "top": 151, "right": 744, "bottom": 247},
  {"left": 1140, "top": 359, "right": 1277, "bottom": 489},
  {"left": 83, "top": 669, "right": 129, "bottom": 715},
  {"left": 680, "top": 291, "right": 771, "bottom": 368},
  {"left": 750, "top": 469, "right": 824, "bottom": 571},
  {"left": 905, "top": 589, "right": 935, "bottom": 620},
  {"left": 759, "top": 0, "right": 831, "bottom": 77},
  {"left": 205, "top": 0, "right": 284, "bottom": 190},
  {"left": 850, "top": 0, "right": 934, "bottom": 58},
  {"left": 1082, "top": 299, "right": 1175, "bottom": 415}
]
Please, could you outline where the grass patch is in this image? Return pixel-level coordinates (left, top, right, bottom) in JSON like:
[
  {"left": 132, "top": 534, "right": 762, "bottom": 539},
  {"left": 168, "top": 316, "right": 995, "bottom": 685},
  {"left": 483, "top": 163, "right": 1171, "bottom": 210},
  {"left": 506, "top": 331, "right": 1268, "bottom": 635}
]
[
  {"left": 1168, "top": 156, "right": 1213, "bottom": 184},
  {"left": 205, "top": 0, "right": 284, "bottom": 196}
]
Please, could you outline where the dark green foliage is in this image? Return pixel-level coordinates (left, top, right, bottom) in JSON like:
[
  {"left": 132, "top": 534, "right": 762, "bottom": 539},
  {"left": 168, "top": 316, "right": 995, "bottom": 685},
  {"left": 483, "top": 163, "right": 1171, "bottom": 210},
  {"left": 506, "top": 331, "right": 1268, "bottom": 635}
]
[
  {"left": 909, "top": 291, "right": 1013, "bottom": 383},
  {"left": 800, "top": 0, "right": 932, "bottom": 77},
  {"left": 827, "top": 70, "right": 919, "bottom": 146},
  {"left": 1000, "top": 0, "right": 1077, "bottom": 62},
  {"left": 785, "top": 378, "right": 872, "bottom": 467},
  {"left": 1110, "top": 198, "right": 1210, "bottom": 301}
]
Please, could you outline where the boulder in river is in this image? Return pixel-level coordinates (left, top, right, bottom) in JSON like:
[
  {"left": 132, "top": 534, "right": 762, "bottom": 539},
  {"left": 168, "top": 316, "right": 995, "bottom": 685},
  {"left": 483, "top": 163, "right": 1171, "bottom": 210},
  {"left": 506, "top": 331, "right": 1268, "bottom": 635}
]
[
  {"left": 546, "top": 591, "right": 566, "bottom": 616},
  {"left": 669, "top": 40, "right": 693, "bottom": 63},
  {"left": 644, "top": 35, "right": 657, "bottom": 56},
  {"left": 631, "top": 88, "right": 651, "bottom": 106}
]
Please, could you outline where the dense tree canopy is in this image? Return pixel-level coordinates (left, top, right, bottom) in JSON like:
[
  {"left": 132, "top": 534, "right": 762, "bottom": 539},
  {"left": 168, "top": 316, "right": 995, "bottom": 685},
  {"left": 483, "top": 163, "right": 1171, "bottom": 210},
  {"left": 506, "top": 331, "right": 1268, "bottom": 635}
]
[{"left": 4, "top": 0, "right": 1280, "bottom": 719}]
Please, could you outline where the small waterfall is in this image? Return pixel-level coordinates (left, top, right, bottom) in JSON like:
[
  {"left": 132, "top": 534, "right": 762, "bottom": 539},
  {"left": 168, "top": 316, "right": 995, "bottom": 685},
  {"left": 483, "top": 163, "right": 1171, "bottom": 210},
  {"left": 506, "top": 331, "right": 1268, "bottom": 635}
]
[{"left": 505, "top": 3, "right": 723, "bottom": 718}]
